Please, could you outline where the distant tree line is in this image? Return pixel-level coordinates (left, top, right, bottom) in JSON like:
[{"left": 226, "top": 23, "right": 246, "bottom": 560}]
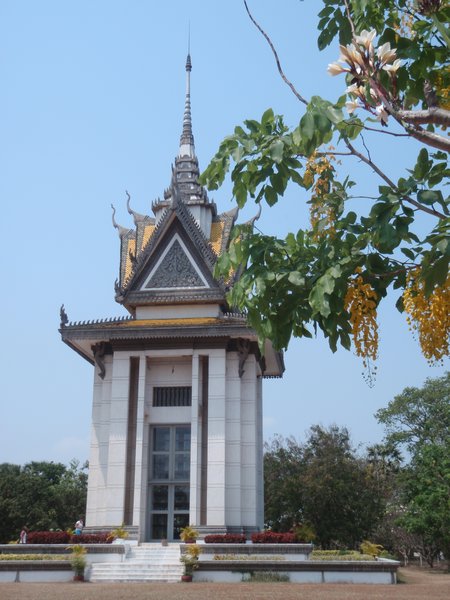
[
  {"left": 264, "top": 373, "right": 450, "bottom": 566},
  {"left": 0, "top": 459, "right": 87, "bottom": 543}
]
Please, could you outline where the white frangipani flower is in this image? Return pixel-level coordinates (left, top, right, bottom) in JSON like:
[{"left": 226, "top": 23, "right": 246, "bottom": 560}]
[
  {"left": 346, "top": 83, "right": 360, "bottom": 95},
  {"left": 346, "top": 100, "right": 360, "bottom": 114},
  {"left": 346, "top": 83, "right": 366, "bottom": 100},
  {"left": 382, "top": 58, "right": 403, "bottom": 74},
  {"left": 369, "top": 88, "right": 378, "bottom": 102},
  {"left": 375, "top": 104, "right": 389, "bottom": 125},
  {"left": 339, "top": 43, "right": 364, "bottom": 69},
  {"left": 377, "top": 42, "right": 397, "bottom": 65},
  {"left": 327, "top": 61, "right": 349, "bottom": 76},
  {"left": 354, "top": 29, "right": 376, "bottom": 50}
]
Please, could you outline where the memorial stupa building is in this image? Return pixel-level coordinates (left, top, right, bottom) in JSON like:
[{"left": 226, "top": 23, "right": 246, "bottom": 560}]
[{"left": 60, "top": 55, "right": 284, "bottom": 542}]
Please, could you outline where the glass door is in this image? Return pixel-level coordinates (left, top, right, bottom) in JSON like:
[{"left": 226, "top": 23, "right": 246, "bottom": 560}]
[{"left": 148, "top": 425, "right": 191, "bottom": 540}]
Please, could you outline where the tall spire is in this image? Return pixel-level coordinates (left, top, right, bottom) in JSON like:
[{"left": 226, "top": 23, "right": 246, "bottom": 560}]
[{"left": 179, "top": 53, "right": 195, "bottom": 158}]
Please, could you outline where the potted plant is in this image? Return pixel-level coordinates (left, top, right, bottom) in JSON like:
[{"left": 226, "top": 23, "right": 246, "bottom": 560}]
[
  {"left": 68, "top": 544, "right": 87, "bottom": 581},
  {"left": 108, "top": 523, "right": 129, "bottom": 544},
  {"left": 180, "top": 544, "right": 201, "bottom": 581},
  {"left": 179, "top": 524, "right": 199, "bottom": 543}
]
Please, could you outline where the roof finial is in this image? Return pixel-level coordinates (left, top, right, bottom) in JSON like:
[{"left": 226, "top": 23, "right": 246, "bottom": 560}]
[{"left": 179, "top": 43, "right": 195, "bottom": 158}]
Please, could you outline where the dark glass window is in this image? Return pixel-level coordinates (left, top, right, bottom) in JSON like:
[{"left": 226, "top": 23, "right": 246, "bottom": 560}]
[
  {"left": 153, "top": 387, "right": 192, "bottom": 407},
  {"left": 175, "top": 426, "right": 191, "bottom": 451},
  {"left": 153, "top": 427, "right": 170, "bottom": 452},
  {"left": 174, "top": 486, "right": 190, "bottom": 510},
  {"left": 153, "top": 455, "right": 169, "bottom": 479},
  {"left": 152, "top": 485, "right": 169, "bottom": 510}
]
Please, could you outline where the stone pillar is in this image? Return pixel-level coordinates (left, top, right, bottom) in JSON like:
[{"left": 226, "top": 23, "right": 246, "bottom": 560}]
[
  {"left": 133, "top": 354, "right": 148, "bottom": 539},
  {"left": 105, "top": 351, "right": 131, "bottom": 525},
  {"left": 206, "top": 348, "right": 227, "bottom": 527},
  {"left": 86, "top": 353, "right": 112, "bottom": 526},
  {"left": 225, "top": 351, "right": 242, "bottom": 527},
  {"left": 240, "top": 355, "right": 259, "bottom": 529},
  {"left": 256, "top": 372, "right": 264, "bottom": 529},
  {"left": 189, "top": 353, "right": 201, "bottom": 525}
]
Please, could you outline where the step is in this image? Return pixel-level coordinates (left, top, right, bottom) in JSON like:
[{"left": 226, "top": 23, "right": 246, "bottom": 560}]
[{"left": 88, "top": 542, "right": 184, "bottom": 582}]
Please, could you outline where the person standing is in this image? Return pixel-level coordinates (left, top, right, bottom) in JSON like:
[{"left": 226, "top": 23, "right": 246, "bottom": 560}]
[
  {"left": 74, "top": 519, "right": 84, "bottom": 535},
  {"left": 19, "top": 526, "right": 28, "bottom": 543}
]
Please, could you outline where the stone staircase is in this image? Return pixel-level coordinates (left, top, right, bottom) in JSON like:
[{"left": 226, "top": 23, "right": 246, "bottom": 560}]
[{"left": 89, "top": 543, "right": 183, "bottom": 583}]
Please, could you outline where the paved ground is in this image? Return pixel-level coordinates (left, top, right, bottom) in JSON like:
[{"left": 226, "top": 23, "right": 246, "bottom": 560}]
[{"left": 0, "top": 567, "right": 449, "bottom": 600}]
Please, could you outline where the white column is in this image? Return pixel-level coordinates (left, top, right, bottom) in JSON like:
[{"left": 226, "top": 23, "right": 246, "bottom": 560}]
[
  {"left": 225, "top": 351, "right": 242, "bottom": 526},
  {"left": 240, "top": 355, "right": 259, "bottom": 527},
  {"left": 105, "top": 352, "right": 131, "bottom": 525},
  {"left": 206, "top": 348, "right": 227, "bottom": 526},
  {"left": 133, "top": 354, "right": 147, "bottom": 537},
  {"left": 190, "top": 353, "right": 201, "bottom": 525},
  {"left": 256, "top": 374, "right": 264, "bottom": 529},
  {"left": 86, "top": 354, "right": 112, "bottom": 526}
]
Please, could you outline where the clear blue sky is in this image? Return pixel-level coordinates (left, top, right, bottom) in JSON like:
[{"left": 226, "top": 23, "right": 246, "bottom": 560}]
[{"left": 1, "top": 0, "right": 447, "bottom": 466}]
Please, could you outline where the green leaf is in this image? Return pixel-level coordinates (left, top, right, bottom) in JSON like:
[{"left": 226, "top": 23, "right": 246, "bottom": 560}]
[
  {"left": 292, "top": 126, "right": 302, "bottom": 146},
  {"left": 429, "top": 256, "right": 449, "bottom": 288},
  {"left": 300, "top": 112, "right": 315, "bottom": 142},
  {"left": 413, "top": 148, "right": 431, "bottom": 180},
  {"left": 288, "top": 271, "right": 305, "bottom": 287},
  {"left": 270, "top": 139, "right": 284, "bottom": 164},
  {"left": 401, "top": 248, "right": 416, "bottom": 261},
  {"left": 264, "top": 186, "right": 278, "bottom": 206},
  {"left": 417, "top": 190, "right": 444, "bottom": 206},
  {"left": 261, "top": 108, "right": 274, "bottom": 125}
]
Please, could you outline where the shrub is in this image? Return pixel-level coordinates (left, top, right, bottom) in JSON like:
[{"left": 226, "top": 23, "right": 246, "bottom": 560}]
[
  {"left": 27, "top": 531, "right": 70, "bottom": 544},
  {"left": 311, "top": 550, "right": 375, "bottom": 561},
  {"left": 68, "top": 544, "right": 87, "bottom": 577},
  {"left": 204, "top": 534, "right": 247, "bottom": 544},
  {"left": 251, "top": 531, "right": 297, "bottom": 544},
  {"left": 293, "top": 523, "right": 316, "bottom": 543},
  {"left": 360, "top": 540, "right": 384, "bottom": 557},
  {"left": 107, "top": 524, "right": 128, "bottom": 541},
  {"left": 26, "top": 531, "right": 112, "bottom": 545},
  {"left": 180, "top": 544, "right": 201, "bottom": 576},
  {"left": 180, "top": 525, "right": 199, "bottom": 543}
]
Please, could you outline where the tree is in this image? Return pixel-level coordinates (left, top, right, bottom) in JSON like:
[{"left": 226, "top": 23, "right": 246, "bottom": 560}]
[
  {"left": 376, "top": 372, "right": 450, "bottom": 564},
  {"left": 264, "top": 435, "right": 306, "bottom": 531},
  {"left": 0, "top": 460, "right": 88, "bottom": 543},
  {"left": 201, "top": 0, "right": 449, "bottom": 376},
  {"left": 264, "top": 425, "right": 388, "bottom": 548}
]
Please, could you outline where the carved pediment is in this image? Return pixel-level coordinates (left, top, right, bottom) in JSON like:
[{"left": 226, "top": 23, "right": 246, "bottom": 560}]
[{"left": 142, "top": 235, "right": 208, "bottom": 291}]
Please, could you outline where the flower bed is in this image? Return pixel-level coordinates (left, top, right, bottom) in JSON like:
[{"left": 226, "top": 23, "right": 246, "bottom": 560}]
[
  {"left": 27, "top": 532, "right": 70, "bottom": 544},
  {"left": 204, "top": 534, "right": 247, "bottom": 544},
  {"left": 26, "top": 531, "right": 112, "bottom": 544},
  {"left": 311, "top": 550, "right": 375, "bottom": 561},
  {"left": 213, "top": 554, "right": 285, "bottom": 561},
  {"left": 251, "top": 531, "right": 297, "bottom": 544},
  {"left": 0, "top": 554, "right": 68, "bottom": 561}
]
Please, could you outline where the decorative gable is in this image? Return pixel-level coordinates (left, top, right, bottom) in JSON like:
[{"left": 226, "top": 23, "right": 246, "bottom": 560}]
[{"left": 142, "top": 235, "right": 208, "bottom": 290}]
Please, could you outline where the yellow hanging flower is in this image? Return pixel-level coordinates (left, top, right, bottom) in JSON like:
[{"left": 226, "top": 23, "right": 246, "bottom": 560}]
[
  {"left": 345, "top": 269, "right": 379, "bottom": 384},
  {"left": 305, "top": 151, "right": 336, "bottom": 240},
  {"left": 403, "top": 268, "right": 450, "bottom": 363}
]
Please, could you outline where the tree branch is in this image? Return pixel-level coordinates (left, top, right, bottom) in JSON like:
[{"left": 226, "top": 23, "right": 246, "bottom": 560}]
[
  {"left": 368, "top": 77, "right": 450, "bottom": 152},
  {"left": 398, "top": 106, "right": 450, "bottom": 126},
  {"left": 343, "top": 0, "right": 356, "bottom": 37},
  {"left": 243, "top": 0, "right": 308, "bottom": 106},
  {"left": 402, "top": 123, "right": 450, "bottom": 153},
  {"left": 361, "top": 125, "right": 410, "bottom": 138},
  {"left": 345, "top": 140, "right": 447, "bottom": 219}
]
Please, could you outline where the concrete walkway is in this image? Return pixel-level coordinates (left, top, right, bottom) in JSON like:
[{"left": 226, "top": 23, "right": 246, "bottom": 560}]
[{"left": 0, "top": 568, "right": 449, "bottom": 600}]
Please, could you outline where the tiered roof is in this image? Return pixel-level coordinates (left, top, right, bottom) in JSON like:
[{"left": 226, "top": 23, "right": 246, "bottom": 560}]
[{"left": 59, "top": 55, "right": 284, "bottom": 378}]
